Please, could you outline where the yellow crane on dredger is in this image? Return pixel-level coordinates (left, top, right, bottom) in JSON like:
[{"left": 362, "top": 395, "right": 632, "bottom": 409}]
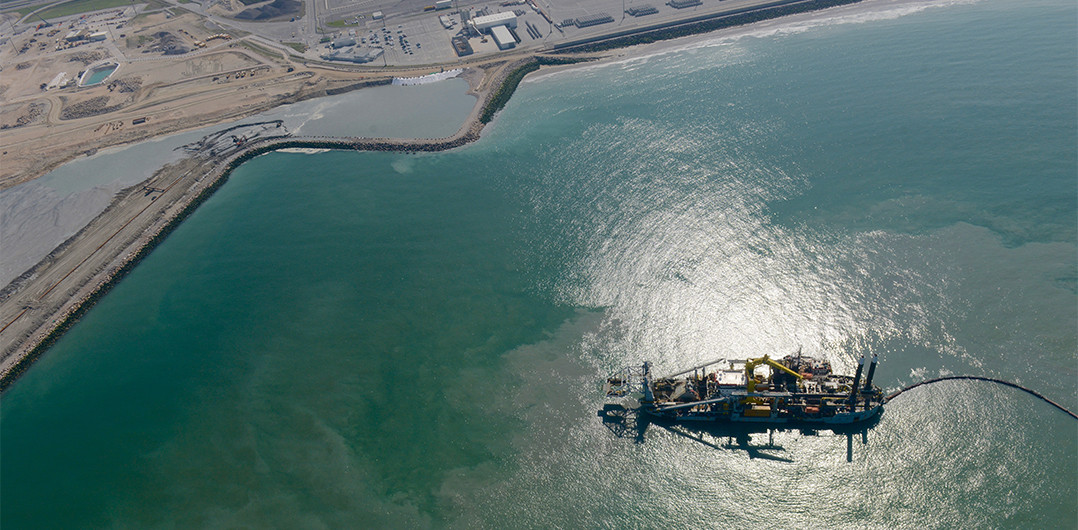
[
  {"left": 744, "top": 355, "right": 804, "bottom": 394},
  {"left": 739, "top": 355, "right": 805, "bottom": 414}
]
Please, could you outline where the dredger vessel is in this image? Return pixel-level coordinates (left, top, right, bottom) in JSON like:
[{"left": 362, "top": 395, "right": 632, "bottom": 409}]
[{"left": 604, "top": 351, "right": 884, "bottom": 425}]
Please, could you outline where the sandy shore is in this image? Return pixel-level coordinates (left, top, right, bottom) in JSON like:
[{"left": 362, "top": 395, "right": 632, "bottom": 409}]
[{"left": 0, "top": 0, "right": 869, "bottom": 389}]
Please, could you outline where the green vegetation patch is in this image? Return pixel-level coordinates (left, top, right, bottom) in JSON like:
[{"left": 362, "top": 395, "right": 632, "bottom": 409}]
[
  {"left": 34, "top": 0, "right": 162, "bottom": 20},
  {"left": 283, "top": 41, "right": 306, "bottom": 53},
  {"left": 4, "top": 4, "right": 42, "bottom": 17},
  {"left": 326, "top": 19, "right": 359, "bottom": 28}
]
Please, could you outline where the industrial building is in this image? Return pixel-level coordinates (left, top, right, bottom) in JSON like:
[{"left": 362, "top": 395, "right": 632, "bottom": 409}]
[
  {"left": 490, "top": 25, "right": 515, "bottom": 49},
  {"left": 331, "top": 37, "right": 356, "bottom": 48},
  {"left": 471, "top": 11, "right": 517, "bottom": 30},
  {"left": 451, "top": 35, "right": 473, "bottom": 56},
  {"left": 466, "top": 11, "right": 518, "bottom": 50}
]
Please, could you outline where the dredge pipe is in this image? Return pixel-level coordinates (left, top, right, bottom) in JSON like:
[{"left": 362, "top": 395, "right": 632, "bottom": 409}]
[
  {"left": 886, "top": 376, "right": 1077, "bottom": 420},
  {"left": 659, "top": 357, "right": 727, "bottom": 380}
]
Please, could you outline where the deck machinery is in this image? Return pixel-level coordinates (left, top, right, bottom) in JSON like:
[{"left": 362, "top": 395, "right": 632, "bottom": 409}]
[{"left": 605, "top": 352, "right": 884, "bottom": 425}]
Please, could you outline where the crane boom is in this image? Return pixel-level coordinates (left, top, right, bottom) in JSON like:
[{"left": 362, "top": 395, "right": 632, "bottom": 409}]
[{"left": 745, "top": 355, "right": 803, "bottom": 393}]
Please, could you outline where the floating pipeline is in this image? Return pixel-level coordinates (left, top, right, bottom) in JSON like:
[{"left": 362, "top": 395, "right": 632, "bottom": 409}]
[{"left": 885, "top": 376, "right": 1078, "bottom": 420}]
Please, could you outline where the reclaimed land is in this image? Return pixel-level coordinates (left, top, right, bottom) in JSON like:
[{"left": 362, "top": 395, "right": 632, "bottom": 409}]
[{"left": 0, "top": 0, "right": 863, "bottom": 391}]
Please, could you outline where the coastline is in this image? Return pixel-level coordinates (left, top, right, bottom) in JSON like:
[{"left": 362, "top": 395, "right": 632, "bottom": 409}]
[
  {"left": 0, "top": 0, "right": 865, "bottom": 390},
  {"left": 0, "top": 57, "right": 535, "bottom": 389}
]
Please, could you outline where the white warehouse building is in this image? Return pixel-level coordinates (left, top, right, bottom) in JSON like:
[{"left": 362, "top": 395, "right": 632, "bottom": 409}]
[
  {"left": 490, "top": 25, "right": 515, "bottom": 49},
  {"left": 471, "top": 11, "right": 517, "bottom": 30}
]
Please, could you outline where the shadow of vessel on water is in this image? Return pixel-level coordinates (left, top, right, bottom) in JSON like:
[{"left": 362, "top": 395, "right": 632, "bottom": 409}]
[{"left": 598, "top": 401, "right": 882, "bottom": 462}]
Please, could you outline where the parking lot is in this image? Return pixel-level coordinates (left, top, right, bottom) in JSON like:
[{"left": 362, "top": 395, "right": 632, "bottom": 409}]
[{"left": 319, "top": 14, "right": 463, "bottom": 66}]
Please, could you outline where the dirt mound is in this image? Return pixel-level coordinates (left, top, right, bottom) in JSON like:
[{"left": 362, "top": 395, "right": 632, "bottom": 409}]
[
  {"left": 68, "top": 51, "right": 105, "bottom": 65},
  {"left": 107, "top": 76, "right": 142, "bottom": 93},
  {"left": 149, "top": 31, "right": 190, "bottom": 55}
]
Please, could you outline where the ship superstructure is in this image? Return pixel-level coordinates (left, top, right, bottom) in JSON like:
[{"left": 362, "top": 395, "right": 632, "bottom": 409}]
[{"left": 604, "top": 351, "right": 884, "bottom": 426}]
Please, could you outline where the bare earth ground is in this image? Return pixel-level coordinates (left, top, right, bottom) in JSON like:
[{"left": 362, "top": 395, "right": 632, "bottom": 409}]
[{"left": 0, "top": 8, "right": 536, "bottom": 190}]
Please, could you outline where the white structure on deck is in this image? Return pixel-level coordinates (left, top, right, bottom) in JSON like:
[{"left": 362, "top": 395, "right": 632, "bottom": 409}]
[{"left": 490, "top": 25, "right": 515, "bottom": 49}]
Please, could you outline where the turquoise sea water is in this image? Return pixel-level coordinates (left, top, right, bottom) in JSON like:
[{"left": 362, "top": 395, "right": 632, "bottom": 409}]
[{"left": 2, "top": 0, "right": 1075, "bottom": 526}]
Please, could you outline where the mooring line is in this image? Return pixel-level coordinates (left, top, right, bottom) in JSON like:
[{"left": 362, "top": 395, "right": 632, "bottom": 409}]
[{"left": 885, "top": 376, "right": 1077, "bottom": 420}]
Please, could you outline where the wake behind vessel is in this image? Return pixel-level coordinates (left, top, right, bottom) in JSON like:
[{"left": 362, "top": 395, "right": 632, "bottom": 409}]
[{"left": 605, "top": 352, "right": 884, "bottom": 426}]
